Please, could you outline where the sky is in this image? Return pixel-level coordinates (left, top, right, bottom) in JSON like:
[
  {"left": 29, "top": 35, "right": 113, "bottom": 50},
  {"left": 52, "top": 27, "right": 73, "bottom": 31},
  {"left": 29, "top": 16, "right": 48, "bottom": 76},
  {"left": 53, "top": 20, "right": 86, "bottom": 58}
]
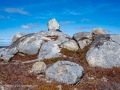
[{"left": 0, "top": 0, "right": 120, "bottom": 46}]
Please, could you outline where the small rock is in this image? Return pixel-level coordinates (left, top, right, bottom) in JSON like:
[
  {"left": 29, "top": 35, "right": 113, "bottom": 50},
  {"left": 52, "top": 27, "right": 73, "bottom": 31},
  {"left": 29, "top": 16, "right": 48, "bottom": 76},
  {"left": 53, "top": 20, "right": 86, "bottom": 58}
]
[
  {"left": 56, "top": 85, "right": 62, "bottom": 90},
  {"left": 73, "top": 32, "right": 92, "bottom": 49},
  {"left": 48, "top": 18, "right": 61, "bottom": 31},
  {"left": 92, "top": 28, "right": 107, "bottom": 35},
  {"left": 11, "top": 32, "right": 24, "bottom": 44},
  {"left": 46, "top": 61, "right": 84, "bottom": 84},
  {"left": 74, "top": 88, "right": 79, "bottom": 90},
  {"left": 101, "top": 77, "right": 108, "bottom": 82},
  {"left": 61, "top": 40, "right": 79, "bottom": 51},
  {"left": 32, "top": 61, "right": 46, "bottom": 74}
]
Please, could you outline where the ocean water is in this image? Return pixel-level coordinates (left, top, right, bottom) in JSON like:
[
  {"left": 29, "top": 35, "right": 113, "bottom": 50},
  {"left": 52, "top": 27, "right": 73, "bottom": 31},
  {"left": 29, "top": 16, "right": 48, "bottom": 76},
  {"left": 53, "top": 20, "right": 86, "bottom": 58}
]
[{"left": 0, "top": 39, "right": 11, "bottom": 47}]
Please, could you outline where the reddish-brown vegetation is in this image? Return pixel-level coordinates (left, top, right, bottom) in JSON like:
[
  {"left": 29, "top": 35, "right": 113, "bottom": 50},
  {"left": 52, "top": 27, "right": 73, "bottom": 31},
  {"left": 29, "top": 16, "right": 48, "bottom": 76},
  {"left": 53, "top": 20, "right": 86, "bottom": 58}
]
[
  {"left": 11, "top": 53, "right": 38, "bottom": 62},
  {"left": 0, "top": 45, "right": 120, "bottom": 90}
]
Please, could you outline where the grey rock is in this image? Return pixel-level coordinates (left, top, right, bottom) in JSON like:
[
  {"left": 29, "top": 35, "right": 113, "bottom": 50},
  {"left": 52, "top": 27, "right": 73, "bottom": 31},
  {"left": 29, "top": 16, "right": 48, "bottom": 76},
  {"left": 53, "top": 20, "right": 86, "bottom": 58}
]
[
  {"left": 0, "top": 48, "right": 16, "bottom": 62},
  {"left": 92, "top": 28, "right": 107, "bottom": 35},
  {"left": 86, "top": 34, "right": 120, "bottom": 68},
  {"left": 46, "top": 61, "right": 84, "bottom": 84},
  {"left": 0, "top": 31, "right": 72, "bottom": 62},
  {"left": 48, "top": 18, "right": 61, "bottom": 31},
  {"left": 60, "top": 40, "right": 79, "bottom": 51},
  {"left": 11, "top": 31, "right": 70, "bottom": 55},
  {"left": 73, "top": 32, "right": 92, "bottom": 49},
  {"left": 32, "top": 61, "right": 46, "bottom": 74},
  {"left": 11, "top": 32, "right": 25, "bottom": 44},
  {"left": 38, "top": 42, "right": 62, "bottom": 60}
]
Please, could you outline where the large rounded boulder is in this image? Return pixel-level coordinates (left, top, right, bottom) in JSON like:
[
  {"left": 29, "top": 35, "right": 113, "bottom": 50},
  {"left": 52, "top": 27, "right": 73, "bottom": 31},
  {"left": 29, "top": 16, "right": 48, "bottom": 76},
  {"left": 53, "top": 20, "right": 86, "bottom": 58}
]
[
  {"left": 86, "top": 34, "right": 120, "bottom": 68},
  {"left": 46, "top": 61, "right": 84, "bottom": 84}
]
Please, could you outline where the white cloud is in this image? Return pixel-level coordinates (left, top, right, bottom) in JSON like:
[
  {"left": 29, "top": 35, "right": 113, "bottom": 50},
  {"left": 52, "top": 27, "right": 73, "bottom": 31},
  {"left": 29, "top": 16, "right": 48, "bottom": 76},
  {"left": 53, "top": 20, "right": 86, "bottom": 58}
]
[
  {"left": 4, "top": 8, "right": 31, "bottom": 15},
  {"left": 68, "top": 12, "right": 82, "bottom": 15},
  {"left": 0, "top": 39, "right": 11, "bottom": 46},
  {"left": 21, "top": 25, "right": 30, "bottom": 29},
  {"left": 63, "top": 10, "right": 82, "bottom": 15},
  {"left": 75, "top": 26, "right": 93, "bottom": 30},
  {"left": 59, "top": 21, "right": 75, "bottom": 25},
  {"left": 21, "top": 23, "right": 40, "bottom": 29},
  {"left": 0, "top": 15, "right": 5, "bottom": 19},
  {"left": 0, "top": 15, "right": 10, "bottom": 19},
  {"left": 35, "top": 16, "right": 47, "bottom": 19},
  {"left": 81, "top": 18, "right": 90, "bottom": 22}
]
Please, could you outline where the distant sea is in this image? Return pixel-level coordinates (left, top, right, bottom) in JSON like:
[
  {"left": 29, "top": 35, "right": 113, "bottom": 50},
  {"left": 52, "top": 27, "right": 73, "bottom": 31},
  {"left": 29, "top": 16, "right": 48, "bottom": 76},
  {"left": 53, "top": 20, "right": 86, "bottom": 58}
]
[{"left": 0, "top": 46, "right": 9, "bottom": 48}]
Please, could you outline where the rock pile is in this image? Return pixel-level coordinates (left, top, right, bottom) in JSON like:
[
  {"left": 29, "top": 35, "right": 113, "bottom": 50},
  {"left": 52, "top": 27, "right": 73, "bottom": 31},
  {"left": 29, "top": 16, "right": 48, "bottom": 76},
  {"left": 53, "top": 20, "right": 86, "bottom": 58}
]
[{"left": 0, "top": 18, "right": 120, "bottom": 85}]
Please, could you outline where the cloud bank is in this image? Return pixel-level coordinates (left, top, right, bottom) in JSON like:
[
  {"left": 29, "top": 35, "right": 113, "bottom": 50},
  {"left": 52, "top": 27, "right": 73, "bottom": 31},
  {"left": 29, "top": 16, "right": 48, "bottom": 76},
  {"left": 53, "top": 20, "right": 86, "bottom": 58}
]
[{"left": 4, "top": 8, "right": 30, "bottom": 15}]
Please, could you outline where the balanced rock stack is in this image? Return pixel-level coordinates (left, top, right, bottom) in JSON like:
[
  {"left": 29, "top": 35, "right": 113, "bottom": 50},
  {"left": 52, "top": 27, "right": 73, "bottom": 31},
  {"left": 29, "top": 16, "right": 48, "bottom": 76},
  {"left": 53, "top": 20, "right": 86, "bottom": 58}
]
[
  {"left": 48, "top": 18, "right": 61, "bottom": 32},
  {"left": 0, "top": 18, "right": 79, "bottom": 62}
]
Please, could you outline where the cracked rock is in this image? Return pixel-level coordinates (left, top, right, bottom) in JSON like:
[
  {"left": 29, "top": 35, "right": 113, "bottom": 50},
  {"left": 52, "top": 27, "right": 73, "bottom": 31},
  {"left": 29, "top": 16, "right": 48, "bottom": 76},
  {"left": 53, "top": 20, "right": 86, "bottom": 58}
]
[
  {"left": 86, "top": 34, "right": 120, "bottom": 68},
  {"left": 73, "top": 32, "right": 92, "bottom": 49},
  {"left": 46, "top": 61, "right": 84, "bottom": 84}
]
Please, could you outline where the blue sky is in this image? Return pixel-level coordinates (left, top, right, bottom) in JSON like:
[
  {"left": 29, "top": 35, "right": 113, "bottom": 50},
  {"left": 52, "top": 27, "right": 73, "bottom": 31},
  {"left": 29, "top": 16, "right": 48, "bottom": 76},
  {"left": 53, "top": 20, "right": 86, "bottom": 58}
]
[{"left": 0, "top": 0, "right": 120, "bottom": 46}]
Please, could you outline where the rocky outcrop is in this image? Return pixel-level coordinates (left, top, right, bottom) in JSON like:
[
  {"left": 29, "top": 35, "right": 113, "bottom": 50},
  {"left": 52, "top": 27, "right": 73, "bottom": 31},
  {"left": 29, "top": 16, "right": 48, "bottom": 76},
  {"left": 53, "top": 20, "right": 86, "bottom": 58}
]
[
  {"left": 32, "top": 61, "right": 46, "bottom": 74},
  {"left": 0, "top": 48, "right": 17, "bottom": 62},
  {"left": 1, "top": 17, "right": 81, "bottom": 62},
  {"left": 48, "top": 18, "right": 61, "bottom": 32},
  {"left": 86, "top": 34, "right": 120, "bottom": 68},
  {"left": 46, "top": 61, "right": 84, "bottom": 84},
  {"left": 0, "top": 30, "right": 76, "bottom": 62},
  {"left": 11, "top": 33, "right": 25, "bottom": 44},
  {"left": 92, "top": 28, "right": 107, "bottom": 35},
  {"left": 73, "top": 32, "right": 92, "bottom": 49}
]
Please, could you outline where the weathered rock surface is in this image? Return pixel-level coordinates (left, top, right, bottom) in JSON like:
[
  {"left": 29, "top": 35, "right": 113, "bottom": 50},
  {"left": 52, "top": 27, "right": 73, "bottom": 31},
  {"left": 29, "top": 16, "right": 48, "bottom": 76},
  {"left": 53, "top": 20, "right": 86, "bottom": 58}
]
[
  {"left": 86, "top": 34, "right": 120, "bottom": 68},
  {"left": 60, "top": 40, "right": 79, "bottom": 51},
  {"left": 39, "top": 42, "right": 62, "bottom": 60},
  {"left": 0, "top": 48, "right": 17, "bottom": 62},
  {"left": 73, "top": 32, "right": 92, "bottom": 49},
  {"left": 32, "top": 61, "right": 46, "bottom": 74},
  {"left": 48, "top": 18, "right": 61, "bottom": 31},
  {"left": 11, "top": 33, "right": 25, "bottom": 44},
  {"left": 46, "top": 61, "right": 84, "bottom": 84},
  {"left": 0, "top": 31, "right": 73, "bottom": 62},
  {"left": 92, "top": 28, "right": 107, "bottom": 35}
]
